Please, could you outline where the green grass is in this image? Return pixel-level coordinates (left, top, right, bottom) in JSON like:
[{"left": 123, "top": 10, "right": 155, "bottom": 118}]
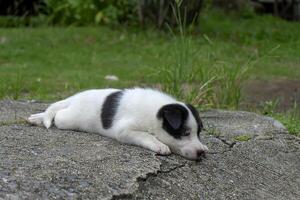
[
  {"left": 0, "top": 9, "right": 299, "bottom": 104},
  {"left": 0, "top": 9, "right": 299, "bottom": 136},
  {"left": 272, "top": 113, "right": 300, "bottom": 137},
  {"left": 265, "top": 102, "right": 300, "bottom": 137},
  {"left": 200, "top": 9, "right": 300, "bottom": 80},
  {"left": 0, "top": 27, "right": 165, "bottom": 100}
]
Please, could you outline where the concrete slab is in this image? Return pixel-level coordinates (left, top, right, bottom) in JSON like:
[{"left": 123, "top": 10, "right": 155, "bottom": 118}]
[{"left": 0, "top": 100, "right": 299, "bottom": 199}]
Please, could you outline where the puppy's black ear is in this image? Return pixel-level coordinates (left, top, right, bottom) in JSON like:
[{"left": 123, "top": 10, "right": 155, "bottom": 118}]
[
  {"left": 164, "top": 109, "right": 182, "bottom": 130},
  {"left": 157, "top": 104, "right": 188, "bottom": 130}
]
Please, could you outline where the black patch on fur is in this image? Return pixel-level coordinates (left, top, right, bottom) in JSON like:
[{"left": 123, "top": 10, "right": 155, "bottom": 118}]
[
  {"left": 186, "top": 104, "right": 204, "bottom": 139},
  {"left": 157, "top": 104, "right": 189, "bottom": 139},
  {"left": 101, "top": 91, "right": 123, "bottom": 129}
]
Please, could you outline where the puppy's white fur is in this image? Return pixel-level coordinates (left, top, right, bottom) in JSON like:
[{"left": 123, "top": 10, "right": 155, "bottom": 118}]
[{"left": 28, "top": 88, "right": 208, "bottom": 160}]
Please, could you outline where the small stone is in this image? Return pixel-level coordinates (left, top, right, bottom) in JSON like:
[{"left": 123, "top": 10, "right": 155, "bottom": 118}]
[
  {"left": 105, "top": 75, "right": 119, "bottom": 81},
  {"left": 0, "top": 36, "right": 8, "bottom": 44}
]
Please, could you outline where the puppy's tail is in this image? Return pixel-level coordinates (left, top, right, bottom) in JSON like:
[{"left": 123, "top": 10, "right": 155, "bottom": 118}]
[{"left": 28, "top": 99, "right": 70, "bottom": 129}]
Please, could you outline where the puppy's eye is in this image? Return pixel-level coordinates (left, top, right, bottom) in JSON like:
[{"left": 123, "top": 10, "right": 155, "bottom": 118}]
[{"left": 182, "top": 130, "right": 190, "bottom": 136}]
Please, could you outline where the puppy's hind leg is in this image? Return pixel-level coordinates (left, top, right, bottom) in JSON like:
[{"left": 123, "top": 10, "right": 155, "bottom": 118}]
[
  {"left": 54, "top": 107, "right": 79, "bottom": 130},
  {"left": 28, "top": 99, "right": 70, "bottom": 129},
  {"left": 117, "top": 130, "right": 171, "bottom": 155}
]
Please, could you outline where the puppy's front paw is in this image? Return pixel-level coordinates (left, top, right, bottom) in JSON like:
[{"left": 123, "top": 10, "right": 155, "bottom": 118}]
[{"left": 154, "top": 143, "right": 171, "bottom": 155}]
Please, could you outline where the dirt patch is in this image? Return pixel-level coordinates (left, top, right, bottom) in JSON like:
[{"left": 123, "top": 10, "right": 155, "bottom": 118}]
[{"left": 241, "top": 79, "right": 300, "bottom": 112}]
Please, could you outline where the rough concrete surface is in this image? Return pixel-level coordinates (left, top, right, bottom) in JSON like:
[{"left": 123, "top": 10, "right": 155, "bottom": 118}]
[{"left": 0, "top": 100, "right": 299, "bottom": 200}]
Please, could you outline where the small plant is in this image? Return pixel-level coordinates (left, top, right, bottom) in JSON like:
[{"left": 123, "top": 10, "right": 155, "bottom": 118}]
[
  {"left": 271, "top": 102, "right": 300, "bottom": 137},
  {"left": 156, "top": 0, "right": 217, "bottom": 107},
  {"left": 206, "top": 127, "right": 222, "bottom": 137},
  {"left": 261, "top": 100, "right": 300, "bottom": 137},
  {"left": 215, "top": 63, "right": 249, "bottom": 109},
  {"left": 156, "top": 1, "right": 252, "bottom": 109},
  {"left": 234, "top": 134, "right": 252, "bottom": 142},
  {"left": 261, "top": 99, "right": 280, "bottom": 115},
  {"left": 137, "top": 0, "right": 203, "bottom": 28}
]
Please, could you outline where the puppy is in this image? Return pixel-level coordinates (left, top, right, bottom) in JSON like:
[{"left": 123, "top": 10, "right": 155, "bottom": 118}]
[{"left": 28, "top": 88, "right": 208, "bottom": 160}]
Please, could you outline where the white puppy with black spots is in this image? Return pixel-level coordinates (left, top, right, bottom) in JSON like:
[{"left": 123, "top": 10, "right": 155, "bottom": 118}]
[{"left": 28, "top": 88, "right": 208, "bottom": 160}]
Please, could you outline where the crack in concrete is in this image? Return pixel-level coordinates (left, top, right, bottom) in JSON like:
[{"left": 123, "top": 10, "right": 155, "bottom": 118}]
[
  {"left": 160, "top": 163, "right": 187, "bottom": 174},
  {"left": 217, "top": 137, "right": 236, "bottom": 148},
  {"left": 207, "top": 135, "right": 237, "bottom": 155},
  {"left": 110, "top": 161, "right": 187, "bottom": 200},
  {"left": 209, "top": 133, "right": 300, "bottom": 157},
  {"left": 111, "top": 193, "right": 132, "bottom": 200}
]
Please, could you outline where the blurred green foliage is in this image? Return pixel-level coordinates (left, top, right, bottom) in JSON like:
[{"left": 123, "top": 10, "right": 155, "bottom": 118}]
[
  {"left": 0, "top": 0, "right": 203, "bottom": 27},
  {"left": 45, "top": 0, "right": 137, "bottom": 25}
]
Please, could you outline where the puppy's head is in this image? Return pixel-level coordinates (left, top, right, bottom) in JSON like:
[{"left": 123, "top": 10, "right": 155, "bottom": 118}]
[{"left": 156, "top": 103, "right": 208, "bottom": 160}]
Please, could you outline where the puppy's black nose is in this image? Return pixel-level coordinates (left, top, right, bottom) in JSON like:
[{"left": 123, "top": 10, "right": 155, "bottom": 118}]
[{"left": 196, "top": 150, "right": 205, "bottom": 157}]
